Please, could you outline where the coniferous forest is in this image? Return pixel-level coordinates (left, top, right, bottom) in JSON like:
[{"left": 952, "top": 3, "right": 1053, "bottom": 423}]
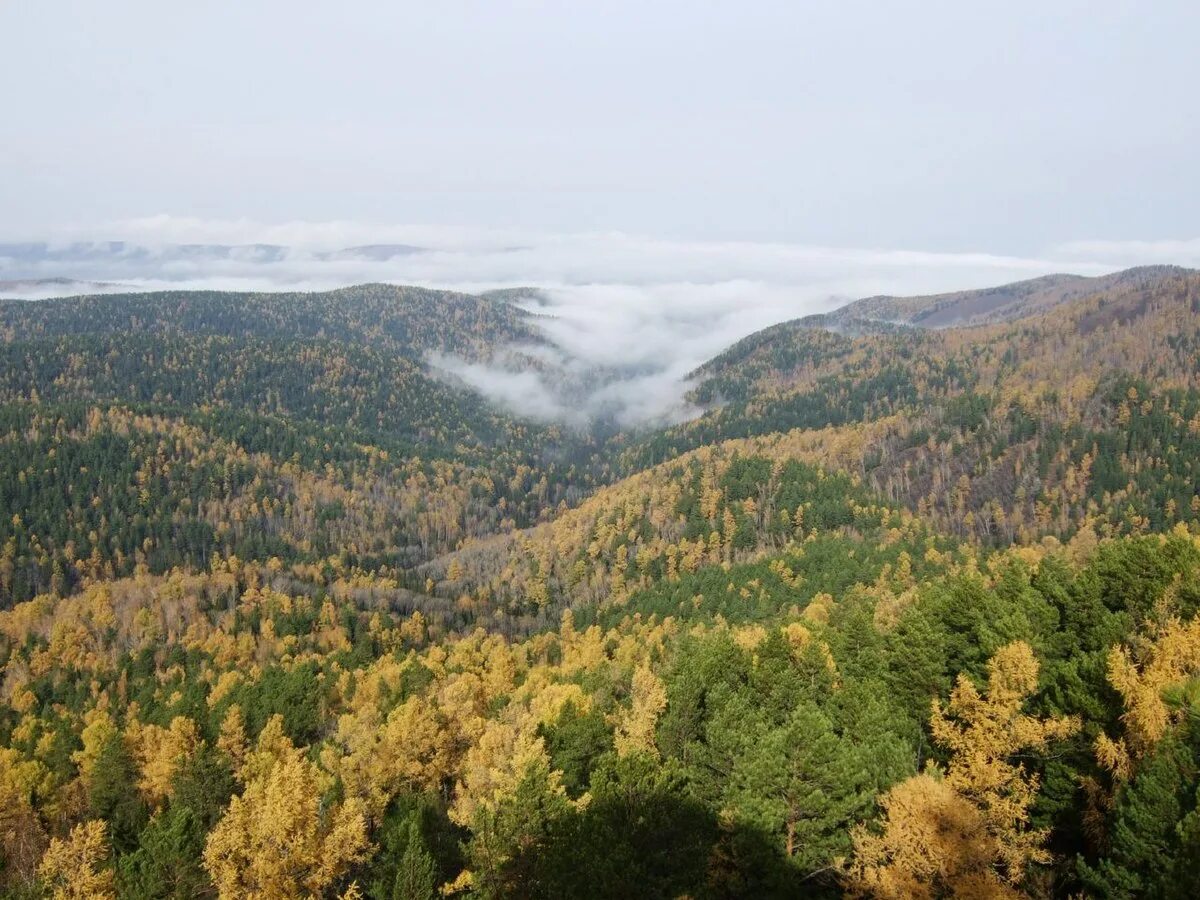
[{"left": 5, "top": 269, "right": 1200, "bottom": 898}]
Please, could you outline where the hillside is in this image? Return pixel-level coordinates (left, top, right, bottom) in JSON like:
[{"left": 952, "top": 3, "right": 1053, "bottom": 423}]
[
  {"left": 0, "top": 283, "right": 541, "bottom": 359},
  {"left": 619, "top": 267, "right": 1200, "bottom": 547},
  {"left": 0, "top": 285, "right": 600, "bottom": 607},
  {"left": 3, "top": 269, "right": 1200, "bottom": 898},
  {"left": 429, "top": 263, "right": 1200, "bottom": 621},
  {"left": 826, "top": 264, "right": 1193, "bottom": 329},
  {"left": 0, "top": 278, "right": 130, "bottom": 298}
]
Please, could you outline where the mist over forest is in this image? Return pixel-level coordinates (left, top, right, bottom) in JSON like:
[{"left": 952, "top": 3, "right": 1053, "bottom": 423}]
[{"left": 1, "top": 225, "right": 1172, "bottom": 428}]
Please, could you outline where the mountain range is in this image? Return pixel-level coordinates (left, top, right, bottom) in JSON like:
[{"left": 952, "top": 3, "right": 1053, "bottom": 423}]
[{"left": 2, "top": 264, "right": 1200, "bottom": 898}]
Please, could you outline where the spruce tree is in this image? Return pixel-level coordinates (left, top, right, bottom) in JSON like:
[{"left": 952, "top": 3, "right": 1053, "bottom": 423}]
[{"left": 392, "top": 819, "right": 437, "bottom": 900}]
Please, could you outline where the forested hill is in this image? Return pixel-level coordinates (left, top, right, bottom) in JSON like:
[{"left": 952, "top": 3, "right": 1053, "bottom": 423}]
[
  {"left": 627, "top": 266, "right": 1200, "bottom": 544},
  {"left": 0, "top": 285, "right": 596, "bottom": 608},
  {"left": 827, "top": 264, "right": 1191, "bottom": 330},
  {"left": 0, "top": 283, "right": 574, "bottom": 463},
  {"left": 4, "top": 268, "right": 1200, "bottom": 898},
  {"left": 0, "top": 283, "right": 542, "bottom": 359}
]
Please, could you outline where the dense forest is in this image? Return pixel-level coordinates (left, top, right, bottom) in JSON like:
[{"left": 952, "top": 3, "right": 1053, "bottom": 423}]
[{"left": 3, "top": 269, "right": 1200, "bottom": 898}]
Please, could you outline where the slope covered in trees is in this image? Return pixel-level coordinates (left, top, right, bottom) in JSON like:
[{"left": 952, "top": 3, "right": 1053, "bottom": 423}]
[
  {"left": 825, "top": 264, "right": 1191, "bottom": 330},
  {"left": 632, "top": 267, "right": 1200, "bottom": 544},
  {"left": 4, "top": 268, "right": 1200, "bottom": 897},
  {"left": 0, "top": 286, "right": 606, "bottom": 607},
  {"left": 0, "top": 284, "right": 551, "bottom": 452},
  {"left": 6, "top": 516, "right": 1200, "bottom": 897}
]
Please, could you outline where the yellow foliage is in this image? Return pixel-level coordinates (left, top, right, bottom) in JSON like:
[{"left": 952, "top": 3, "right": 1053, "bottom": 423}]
[
  {"left": 38, "top": 819, "right": 114, "bottom": 900},
  {"left": 732, "top": 623, "right": 769, "bottom": 651},
  {"left": 782, "top": 621, "right": 812, "bottom": 649},
  {"left": 217, "top": 705, "right": 249, "bottom": 778},
  {"left": 450, "top": 717, "right": 562, "bottom": 826},
  {"left": 929, "top": 642, "right": 1078, "bottom": 875},
  {"left": 73, "top": 708, "right": 118, "bottom": 791},
  {"left": 0, "top": 747, "right": 50, "bottom": 885},
  {"left": 847, "top": 641, "right": 1078, "bottom": 896},
  {"left": 126, "top": 715, "right": 201, "bottom": 807},
  {"left": 332, "top": 694, "right": 453, "bottom": 819},
  {"left": 1096, "top": 614, "right": 1200, "bottom": 774},
  {"left": 872, "top": 587, "right": 919, "bottom": 631},
  {"left": 400, "top": 609, "right": 428, "bottom": 645},
  {"left": 803, "top": 591, "right": 836, "bottom": 625},
  {"left": 845, "top": 773, "right": 1019, "bottom": 900},
  {"left": 613, "top": 664, "right": 667, "bottom": 759},
  {"left": 442, "top": 868, "right": 475, "bottom": 895},
  {"left": 560, "top": 622, "right": 608, "bottom": 675},
  {"left": 240, "top": 714, "right": 303, "bottom": 785},
  {"left": 203, "top": 750, "right": 370, "bottom": 899},
  {"left": 521, "top": 678, "right": 591, "bottom": 726},
  {"left": 207, "top": 670, "right": 243, "bottom": 707}
]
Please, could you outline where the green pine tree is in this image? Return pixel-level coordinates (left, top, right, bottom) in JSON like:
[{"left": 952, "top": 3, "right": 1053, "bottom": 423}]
[{"left": 392, "top": 820, "right": 437, "bottom": 900}]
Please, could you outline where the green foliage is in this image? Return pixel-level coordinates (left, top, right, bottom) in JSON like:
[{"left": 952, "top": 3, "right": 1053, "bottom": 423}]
[
  {"left": 89, "top": 731, "right": 149, "bottom": 854},
  {"left": 233, "top": 661, "right": 323, "bottom": 745},
  {"left": 538, "top": 701, "right": 613, "bottom": 798},
  {"left": 549, "top": 753, "right": 719, "bottom": 899},
  {"left": 366, "top": 795, "right": 462, "bottom": 900},
  {"left": 392, "top": 820, "right": 438, "bottom": 900},
  {"left": 462, "top": 762, "right": 574, "bottom": 899},
  {"left": 1078, "top": 722, "right": 1200, "bottom": 899}
]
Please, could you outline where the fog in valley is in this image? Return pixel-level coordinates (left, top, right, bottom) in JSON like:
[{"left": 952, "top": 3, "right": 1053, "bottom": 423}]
[{"left": 5, "top": 219, "right": 1178, "bottom": 427}]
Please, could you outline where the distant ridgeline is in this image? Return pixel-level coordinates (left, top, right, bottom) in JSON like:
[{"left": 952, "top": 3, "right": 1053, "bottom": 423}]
[{"left": 3, "top": 268, "right": 1200, "bottom": 898}]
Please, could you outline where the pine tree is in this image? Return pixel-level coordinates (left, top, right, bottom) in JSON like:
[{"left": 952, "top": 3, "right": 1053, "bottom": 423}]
[
  {"left": 87, "top": 732, "right": 148, "bottom": 854},
  {"left": 1079, "top": 709, "right": 1200, "bottom": 899},
  {"left": 392, "top": 820, "right": 437, "bottom": 900}
]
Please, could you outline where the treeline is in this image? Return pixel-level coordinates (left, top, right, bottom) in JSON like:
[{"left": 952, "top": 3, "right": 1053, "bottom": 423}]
[{"left": 0, "top": 284, "right": 540, "bottom": 359}]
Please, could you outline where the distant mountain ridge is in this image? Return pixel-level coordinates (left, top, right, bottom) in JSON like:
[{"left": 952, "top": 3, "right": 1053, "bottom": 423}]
[
  {"left": 693, "top": 264, "right": 1199, "bottom": 391},
  {"left": 316, "top": 244, "right": 426, "bottom": 261},
  {"left": 0, "top": 241, "right": 293, "bottom": 264},
  {"left": 0, "top": 276, "right": 131, "bottom": 298},
  {"left": 825, "top": 264, "right": 1193, "bottom": 329},
  {"left": 0, "top": 240, "right": 432, "bottom": 281}
]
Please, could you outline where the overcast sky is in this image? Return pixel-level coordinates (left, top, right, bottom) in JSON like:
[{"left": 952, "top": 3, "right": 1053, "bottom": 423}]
[{"left": 3, "top": 0, "right": 1198, "bottom": 254}]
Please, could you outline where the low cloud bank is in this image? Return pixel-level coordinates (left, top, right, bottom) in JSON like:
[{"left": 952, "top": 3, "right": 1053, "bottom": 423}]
[{"left": 5, "top": 217, "right": 1192, "bottom": 427}]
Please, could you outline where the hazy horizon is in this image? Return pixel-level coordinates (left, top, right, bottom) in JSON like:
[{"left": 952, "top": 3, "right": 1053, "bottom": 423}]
[
  {"left": 4, "top": 1, "right": 1199, "bottom": 427},
  {"left": 3, "top": 220, "right": 1193, "bottom": 429}
]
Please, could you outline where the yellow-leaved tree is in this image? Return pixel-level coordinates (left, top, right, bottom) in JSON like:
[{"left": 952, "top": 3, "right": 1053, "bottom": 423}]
[
  {"left": 202, "top": 717, "right": 371, "bottom": 899},
  {"left": 613, "top": 664, "right": 667, "bottom": 758},
  {"left": 1, "top": 747, "right": 49, "bottom": 887},
  {"left": 38, "top": 819, "right": 114, "bottom": 900},
  {"left": 845, "top": 641, "right": 1078, "bottom": 898},
  {"left": 1095, "top": 615, "right": 1200, "bottom": 781},
  {"left": 126, "top": 714, "right": 201, "bottom": 807},
  {"left": 329, "top": 693, "right": 453, "bottom": 820}
]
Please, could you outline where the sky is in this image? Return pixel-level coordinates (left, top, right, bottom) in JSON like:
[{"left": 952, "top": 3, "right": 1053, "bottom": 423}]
[
  {"left": 3, "top": 0, "right": 1199, "bottom": 253},
  {"left": 2, "top": 1, "right": 1198, "bottom": 426}
]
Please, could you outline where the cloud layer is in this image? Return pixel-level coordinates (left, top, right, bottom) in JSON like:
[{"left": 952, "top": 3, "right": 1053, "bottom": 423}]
[{"left": 5, "top": 217, "right": 1196, "bottom": 427}]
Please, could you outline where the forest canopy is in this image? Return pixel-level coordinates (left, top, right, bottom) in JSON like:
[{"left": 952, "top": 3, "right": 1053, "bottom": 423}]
[{"left": 3, "top": 269, "right": 1200, "bottom": 898}]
